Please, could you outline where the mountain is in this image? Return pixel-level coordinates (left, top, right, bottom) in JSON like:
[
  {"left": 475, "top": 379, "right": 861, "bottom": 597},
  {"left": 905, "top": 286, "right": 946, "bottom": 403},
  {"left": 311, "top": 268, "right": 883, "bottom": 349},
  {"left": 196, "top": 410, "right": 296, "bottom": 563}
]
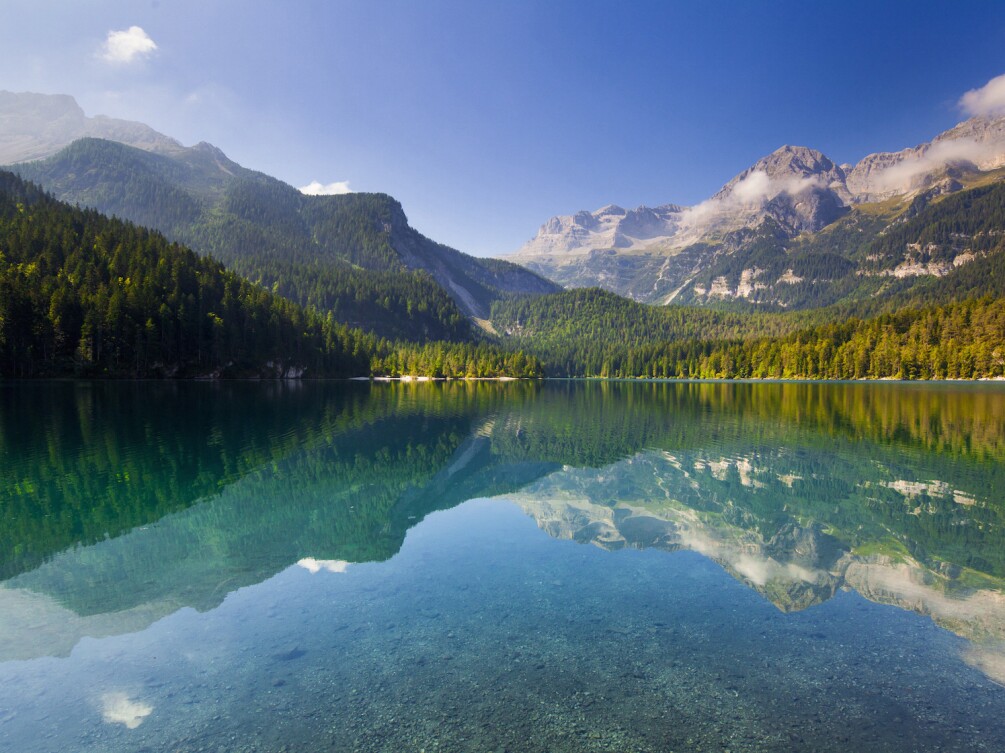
[
  {"left": 511, "top": 115, "right": 1005, "bottom": 305},
  {"left": 2, "top": 92, "right": 558, "bottom": 338},
  {"left": 846, "top": 115, "right": 1005, "bottom": 201},
  {"left": 0, "top": 169, "right": 371, "bottom": 378},
  {"left": 0, "top": 169, "right": 542, "bottom": 379},
  {"left": 673, "top": 176, "right": 1005, "bottom": 310},
  {"left": 490, "top": 174, "right": 1005, "bottom": 379},
  {"left": 0, "top": 90, "right": 182, "bottom": 163}
]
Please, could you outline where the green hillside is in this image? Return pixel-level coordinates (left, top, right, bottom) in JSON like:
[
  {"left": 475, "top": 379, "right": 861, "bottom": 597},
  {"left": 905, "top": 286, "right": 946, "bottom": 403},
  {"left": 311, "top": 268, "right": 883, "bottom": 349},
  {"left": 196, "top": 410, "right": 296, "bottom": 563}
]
[
  {"left": 12, "top": 138, "right": 557, "bottom": 340},
  {"left": 494, "top": 294, "right": 1005, "bottom": 380},
  {"left": 0, "top": 170, "right": 371, "bottom": 377},
  {"left": 14, "top": 137, "right": 1005, "bottom": 384},
  {"left": 0, "top": 171, "right": 542, "bottom": 379}
]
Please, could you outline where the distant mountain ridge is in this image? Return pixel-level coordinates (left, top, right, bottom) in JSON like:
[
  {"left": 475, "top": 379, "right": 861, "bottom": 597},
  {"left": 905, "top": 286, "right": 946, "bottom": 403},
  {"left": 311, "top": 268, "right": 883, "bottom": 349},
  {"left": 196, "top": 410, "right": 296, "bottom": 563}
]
[
  {"left": 1, "top": 92, "right": 558, "bottom": 338},
  {"left": 0, "top": 90, "right": 183, "bottom": 163},
  {"left": 511, "top": 114, "right": 1005, "bottom": 305},
  {"left": 846, "top": 115, "right": 1005, "bottom": 201}
]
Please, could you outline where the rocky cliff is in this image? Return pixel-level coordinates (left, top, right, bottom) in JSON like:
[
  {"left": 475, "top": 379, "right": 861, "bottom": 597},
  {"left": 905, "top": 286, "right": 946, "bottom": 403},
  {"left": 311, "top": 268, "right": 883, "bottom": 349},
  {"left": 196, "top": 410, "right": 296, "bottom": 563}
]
[{"left": 510, "top": 115, "right": 1005, "bottom": 304}]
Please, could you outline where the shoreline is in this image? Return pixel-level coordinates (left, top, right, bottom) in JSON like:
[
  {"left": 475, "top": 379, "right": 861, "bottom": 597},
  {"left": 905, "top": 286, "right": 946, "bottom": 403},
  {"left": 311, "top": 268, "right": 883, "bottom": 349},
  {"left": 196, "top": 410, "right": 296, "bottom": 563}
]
[
  {"left": 4, "top": 375, "right": 1004, "bottom": 384},
  {"left": 365, "top": 375, "right": 520, "bottom": 382}
]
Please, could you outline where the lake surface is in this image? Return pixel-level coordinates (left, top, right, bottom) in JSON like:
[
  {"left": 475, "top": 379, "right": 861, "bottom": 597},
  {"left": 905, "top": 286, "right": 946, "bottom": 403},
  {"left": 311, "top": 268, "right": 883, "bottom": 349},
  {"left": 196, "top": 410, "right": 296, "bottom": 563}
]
[{"left": 2, "top": 380, "right": 1004, "bottom": 752}]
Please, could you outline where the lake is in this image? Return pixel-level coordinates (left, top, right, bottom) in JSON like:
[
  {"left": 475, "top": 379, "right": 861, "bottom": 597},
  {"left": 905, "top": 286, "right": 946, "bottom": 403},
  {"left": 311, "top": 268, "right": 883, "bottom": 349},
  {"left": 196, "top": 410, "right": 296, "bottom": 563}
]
[{"left": 2, "top": 380, "right": 1004, "bottom": 752}]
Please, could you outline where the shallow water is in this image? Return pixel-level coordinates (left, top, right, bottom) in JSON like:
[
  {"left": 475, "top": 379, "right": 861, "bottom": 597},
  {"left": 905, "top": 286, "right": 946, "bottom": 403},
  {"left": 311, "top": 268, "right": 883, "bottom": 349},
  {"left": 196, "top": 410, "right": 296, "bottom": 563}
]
[{"left": 2, "top": 380, "right": 1004, "bottom": 751}]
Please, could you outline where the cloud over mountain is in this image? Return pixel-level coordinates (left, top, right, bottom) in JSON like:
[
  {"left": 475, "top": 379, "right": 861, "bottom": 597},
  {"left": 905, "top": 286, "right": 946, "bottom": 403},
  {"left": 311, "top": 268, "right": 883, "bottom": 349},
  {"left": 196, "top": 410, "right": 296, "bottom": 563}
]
[{"left": 299, "top": 179, "right": 352, "bottom": 195}]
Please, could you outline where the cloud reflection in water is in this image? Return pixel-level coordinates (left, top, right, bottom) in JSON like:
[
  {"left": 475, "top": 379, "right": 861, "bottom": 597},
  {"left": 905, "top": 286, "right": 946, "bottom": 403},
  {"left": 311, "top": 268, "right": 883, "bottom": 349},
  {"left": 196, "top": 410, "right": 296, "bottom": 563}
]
[{"left": 100, "top": 691, "right": 152, "bottom": 729}]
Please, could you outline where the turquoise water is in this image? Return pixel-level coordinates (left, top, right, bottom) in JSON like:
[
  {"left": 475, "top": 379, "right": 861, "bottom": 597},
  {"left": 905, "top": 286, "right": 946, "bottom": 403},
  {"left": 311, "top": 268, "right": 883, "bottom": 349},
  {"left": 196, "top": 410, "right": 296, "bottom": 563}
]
[{"left": 2, "top": 380, "right": 1004, "bottom": 751}]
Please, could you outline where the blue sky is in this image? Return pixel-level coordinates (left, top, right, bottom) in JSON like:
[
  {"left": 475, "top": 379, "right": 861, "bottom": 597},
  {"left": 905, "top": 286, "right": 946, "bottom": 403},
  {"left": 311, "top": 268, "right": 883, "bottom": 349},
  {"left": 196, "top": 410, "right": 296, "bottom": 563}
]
[{"left": 3, "top": 0, "right": 1005, "bottom": 257}]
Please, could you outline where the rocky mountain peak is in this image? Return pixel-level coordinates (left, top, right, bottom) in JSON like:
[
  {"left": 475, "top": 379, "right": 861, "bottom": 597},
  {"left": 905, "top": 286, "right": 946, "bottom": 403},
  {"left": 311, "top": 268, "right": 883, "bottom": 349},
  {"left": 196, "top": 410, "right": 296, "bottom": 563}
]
[
  {"left": 0, "top": 90, "right": 83, "bottom": 121},
  {"left": 847, "top": 114, "right": 1005, "bottom": 202},
  {"left": 508, "top": 108, "right": 1005, "bottom": 305},
  {"left": 594, "top": 204, "right": 627, "bottom": 218},
  {"left": 758, "top": 144, "right": 840, "bottom": 177},
  {"left": 714, "top": 145, "right": 849, "bottom": 205},
  {"left": 934, "top": 113, "right": 1005, "bottom": 148},
  {"left": 0, "top": 91, "right": 182, "bottom": 165}
]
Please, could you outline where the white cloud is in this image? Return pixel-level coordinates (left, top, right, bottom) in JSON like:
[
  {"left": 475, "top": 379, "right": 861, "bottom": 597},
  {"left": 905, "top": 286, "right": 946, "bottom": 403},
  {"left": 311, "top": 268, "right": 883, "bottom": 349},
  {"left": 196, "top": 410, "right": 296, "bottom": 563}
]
[
  {"left": 297, "top": 558, "right": 350, "bottom": 573},
  {"left": 101, "top": 26, "right": 158, "bottom": 64},
  {"left": 684, "top": 169, "right": 824, "bottom": 223},
  {"left": 299, "top": 180, "right": 353, "bottom": 196},
  {"left": 731, "top": 170, "right": 772, "bottom": 203},
  {"left": 960, "top": 73, "right": 1005, "bottom": 118},
  {"left": 101, "top": 692, "right": 153, "bottom": 729},
  {"left": 733, "top": 171, "right": 824, "bottom": 204},
  {"left": 867, "top": 138, "right": 999, "bottom": 193}
]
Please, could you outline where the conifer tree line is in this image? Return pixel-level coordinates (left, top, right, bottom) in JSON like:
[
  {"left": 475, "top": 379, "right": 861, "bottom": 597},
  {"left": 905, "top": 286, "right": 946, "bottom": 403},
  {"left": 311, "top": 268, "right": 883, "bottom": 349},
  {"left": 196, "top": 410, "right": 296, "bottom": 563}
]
[{"left": 512, "top": 297, "right": 1005, "bottom": 380}]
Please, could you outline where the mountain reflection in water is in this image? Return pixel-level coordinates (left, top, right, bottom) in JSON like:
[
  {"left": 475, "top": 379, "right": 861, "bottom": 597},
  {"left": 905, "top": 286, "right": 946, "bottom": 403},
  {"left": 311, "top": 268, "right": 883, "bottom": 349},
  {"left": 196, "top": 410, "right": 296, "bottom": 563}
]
[
  {"left": 1, "top": 378, "right": 1005, "bottom": 655},
  {"left": 2, "top": 380, "right": 1004, "bottom": 688}
]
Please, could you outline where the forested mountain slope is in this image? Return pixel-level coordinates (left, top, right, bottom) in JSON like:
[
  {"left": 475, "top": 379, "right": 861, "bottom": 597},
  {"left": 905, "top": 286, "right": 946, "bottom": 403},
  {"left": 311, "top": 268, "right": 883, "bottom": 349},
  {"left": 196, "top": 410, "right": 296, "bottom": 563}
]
[
  {"left": 11, "top": 137, "right": 558, "bottom": 339},
  {"left": 0, "top": 172, "right": 542, "bottom": 379},
  {"left": 491, "top": 287, "right": 821, "bottom": 347},
  {"left": 0, "top": 171, "right": 367, "bottom": 377},
  {"left": 491, "top": 289, "right": 1005, "bottom": 380}
]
